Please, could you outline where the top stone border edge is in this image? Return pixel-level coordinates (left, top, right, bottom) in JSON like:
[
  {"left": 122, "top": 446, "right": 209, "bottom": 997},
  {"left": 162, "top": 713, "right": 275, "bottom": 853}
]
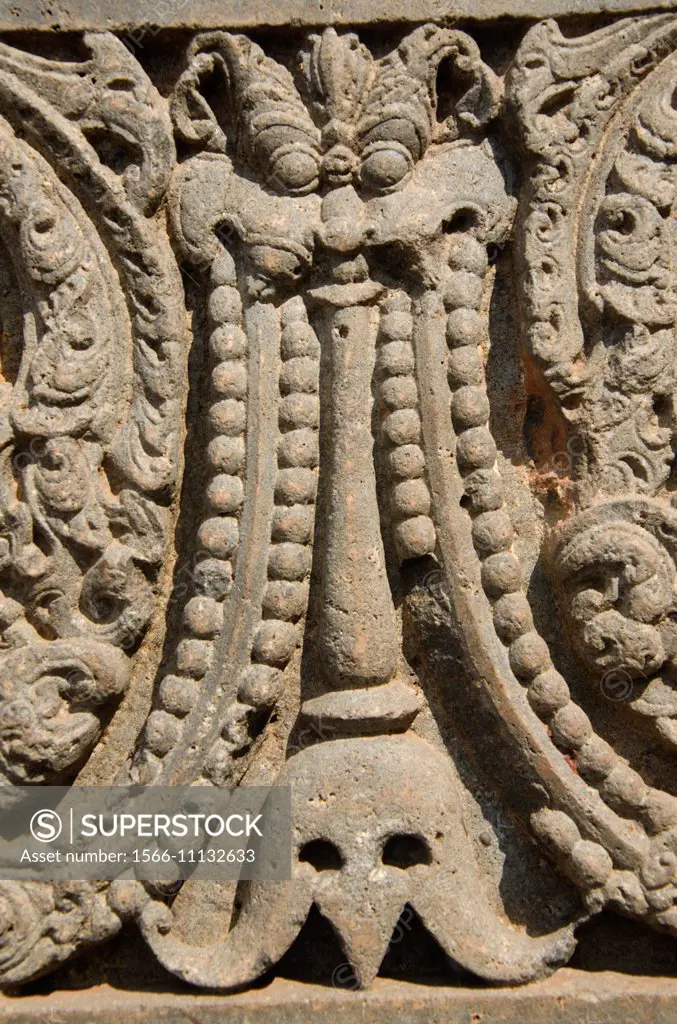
[{"left": 0, "top": 0, "right": 676, "bottom": 31}]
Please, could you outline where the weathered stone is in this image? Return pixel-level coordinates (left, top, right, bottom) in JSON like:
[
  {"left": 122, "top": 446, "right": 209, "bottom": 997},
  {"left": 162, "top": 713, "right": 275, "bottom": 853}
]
[
  {"left": 0, "top": 0, "right": 676, "bottom": 1014},
  {"left": 5, "top": 971, "right": 677, "bottom": 1022},
  {"left": 0, "top": 0, "right": 675, "bottom": 30}
]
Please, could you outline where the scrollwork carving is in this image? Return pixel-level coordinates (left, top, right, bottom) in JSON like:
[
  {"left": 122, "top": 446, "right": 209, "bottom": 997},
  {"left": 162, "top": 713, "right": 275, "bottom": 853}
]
[
  {"left": 0, "top": 30, "right": 186, "bottom": 985},
  {"left": 5, "top": 10, "right": 677, "bottom": 996},
  {"left": 510, "top": 12, "right": 677, "bottom": 943}
]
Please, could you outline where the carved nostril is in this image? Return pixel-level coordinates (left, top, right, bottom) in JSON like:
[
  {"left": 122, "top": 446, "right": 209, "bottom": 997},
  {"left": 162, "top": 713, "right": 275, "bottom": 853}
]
[
  {"left": 382, "top": 834, "right": 432, "bottom": 868},
  {"left": 299, "top": 839, "right": 343, "bottom": 871},
  {"left": 443, "top": 208, "right": 480, "bottom": 234}
]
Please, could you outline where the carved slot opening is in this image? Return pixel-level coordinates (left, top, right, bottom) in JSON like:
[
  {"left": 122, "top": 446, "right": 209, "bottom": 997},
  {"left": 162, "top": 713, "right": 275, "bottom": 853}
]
[
  {"left": 617, "top": 454, "right": 650, "bottom": 486},
  {"left": 370, "top": 240, "right": 411, "bottom": 286},
  {"left": 632, "top": 50, "right": 657, "bottom": 75},
  {"left": 106, "top": 77, "right": 137, "bottom": 93},
  {"left": 33, "top": 214, "right": 55, "bottom": 235},
  {"left": 538, "top": 85, "right": 575, "bottom": 119},
  {"left": 382, "top": 833, "right": 432, "bottom": 868},
  {"left": 487, "top": 242, "right": 501, "bottom": 264},
  {"left": 435, "top": 57, "right": 475, "bottom": 125},
  {"left": 190, "top": 62, "right": 233, "bottom": 149},
  {"left": 24, "top": 517, "right": 53, "bottom": 563},
  {"left": 120, "top": 249, "right": 149, "bottom": 277},
  {"left": 82, "top": 127, "right": 142, "bottom": 178},
  {"left": 299, "top": 838, "right": 343, "bottom": 871},
  {"left": 606, "top": 208, "right": 637, "bottom": 236},
  {"left": 653, "top": 393, "right": 673, "bottom": 430},
  {"left": 214, "top": 220, "right": 238, "bottom": 249}
]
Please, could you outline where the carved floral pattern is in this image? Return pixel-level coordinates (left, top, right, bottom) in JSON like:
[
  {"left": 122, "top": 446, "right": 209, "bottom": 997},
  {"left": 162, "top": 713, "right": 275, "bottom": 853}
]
[
  {"left": 3, "top": 11, "right": 677, "bottom": 994},
  {"left": 0, "top": 33, "right": 187, "bottom": 984}
]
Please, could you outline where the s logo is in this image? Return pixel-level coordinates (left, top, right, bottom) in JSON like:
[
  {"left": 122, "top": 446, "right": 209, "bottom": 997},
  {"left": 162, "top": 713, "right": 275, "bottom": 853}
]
[{"left": 30, "top": 809, "right": 62, "bottom": 843}]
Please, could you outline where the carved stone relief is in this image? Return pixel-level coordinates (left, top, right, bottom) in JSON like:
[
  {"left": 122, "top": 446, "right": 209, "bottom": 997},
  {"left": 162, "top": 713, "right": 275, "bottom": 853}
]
[{"left": 1, "top": 9, "right": 677, "bottom": 998}]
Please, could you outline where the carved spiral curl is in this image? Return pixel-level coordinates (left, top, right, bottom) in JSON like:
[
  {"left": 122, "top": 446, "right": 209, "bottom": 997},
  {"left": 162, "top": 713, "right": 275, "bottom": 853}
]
[
  {"left": 555, "top": 518, "right": 675, "bottom": 679},
  {"left": 0, "top": 880, "right": 123, "bottom": 986}
]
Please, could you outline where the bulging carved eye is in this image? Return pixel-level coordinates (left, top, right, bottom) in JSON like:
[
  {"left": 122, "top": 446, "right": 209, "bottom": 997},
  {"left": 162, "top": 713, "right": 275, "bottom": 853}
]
[
  {"left": 267, "top": 143, "right": 320, "bottom": 195},
  {"left": 359, "top": 141, "right": 412, "bottom": 193}
]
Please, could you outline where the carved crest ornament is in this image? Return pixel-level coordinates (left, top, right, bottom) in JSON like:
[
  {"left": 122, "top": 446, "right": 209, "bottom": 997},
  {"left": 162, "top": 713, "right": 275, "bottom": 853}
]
[{"left": 1, "top": 13, "right": 677, "bottom": 991}]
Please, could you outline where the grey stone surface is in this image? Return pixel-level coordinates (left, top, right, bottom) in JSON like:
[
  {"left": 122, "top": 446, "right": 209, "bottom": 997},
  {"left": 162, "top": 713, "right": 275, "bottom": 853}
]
[
  {"left": 4, "top": 972, "right": 677, "bottom": 1023},
  {"left": 0, "top": 0, "right": 676, "bottom": 1007},
  {"left": 0, "top": 0, "right": 675, "bottom": 29}
]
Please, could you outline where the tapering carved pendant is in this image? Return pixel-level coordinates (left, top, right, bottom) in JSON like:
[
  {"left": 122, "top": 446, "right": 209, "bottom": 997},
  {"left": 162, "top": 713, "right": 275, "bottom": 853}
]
[{"left": 136, "top": 25, "right": 578, "bottom": 988}]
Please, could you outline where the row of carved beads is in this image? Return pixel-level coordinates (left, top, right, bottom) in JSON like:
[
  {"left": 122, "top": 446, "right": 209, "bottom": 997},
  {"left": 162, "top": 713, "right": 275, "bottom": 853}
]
[
  {"left": 532, "top": 807, "right": 618, "bottom": 911},
  {"left": 445, "top": 232, "right": 677, "bottom": 912},
  {"left": 203, "top": 297, "right": 320, "bottom": 784},
  {"left": 377, "top": 292, "right": 436, "bottom": 561},
  {"left": 258, "top": 297, "right": 317, "bottom": 665},
  {"left": 141, "top": 250, "right": 245, "bottom": 774},
  {"left": 532, "top": 806, "right": 677, "bottom": 923}
]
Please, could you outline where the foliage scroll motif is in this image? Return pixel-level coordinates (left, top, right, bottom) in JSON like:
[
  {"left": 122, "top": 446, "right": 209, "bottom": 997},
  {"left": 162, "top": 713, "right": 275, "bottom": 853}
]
[
  {"left": 0, "top": 34, "right": 187, "bottom": 983},
  {"left": 5, "top": 13, "right": 677, "bottom": 994}
]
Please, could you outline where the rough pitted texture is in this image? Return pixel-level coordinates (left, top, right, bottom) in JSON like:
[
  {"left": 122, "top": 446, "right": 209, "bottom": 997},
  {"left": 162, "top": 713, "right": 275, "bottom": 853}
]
[
  {"left": 1, "top": 0, "right": 676, "bottom": 29},
  {"left": 0, "top": 2, "right": 676, "bottom": 1019}
]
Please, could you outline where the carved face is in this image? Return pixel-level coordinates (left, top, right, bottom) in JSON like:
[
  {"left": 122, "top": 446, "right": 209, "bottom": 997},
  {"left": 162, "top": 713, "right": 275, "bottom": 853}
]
[
  {"left": 170, "top": 26, "right": 514, "bottom": 300},
  {"left": 278, "top": 734, "right": 457, "bottom": 983},
  {"left": 175, "top": 141, "right": 513, "bottom": 303}
]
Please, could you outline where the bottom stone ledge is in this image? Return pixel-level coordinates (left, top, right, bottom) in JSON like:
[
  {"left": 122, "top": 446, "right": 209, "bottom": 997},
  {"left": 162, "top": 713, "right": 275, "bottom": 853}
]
[{"left": 2, "top": 970, "right": 677, "bottom": 1023}]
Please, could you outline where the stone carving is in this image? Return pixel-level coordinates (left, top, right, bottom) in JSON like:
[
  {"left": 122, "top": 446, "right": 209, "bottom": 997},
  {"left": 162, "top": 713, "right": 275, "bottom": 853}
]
[
  {"left": 1, "top": 9, "right": 677, "bottom": 997},
  {"left": 0, "top": 34, "right": 187, "bottom": 982},
  {"left": 512, "top": 18, "right": 677, "bottom": 750},
  {"left": 0, "top": 33, "right": 185, "bottom": 784},
  {"left": 510, "top": 8, "right": 677, "bottom": 937},
  {"left": 133, "top": 25, "right": 582, "bottom": 989}
]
